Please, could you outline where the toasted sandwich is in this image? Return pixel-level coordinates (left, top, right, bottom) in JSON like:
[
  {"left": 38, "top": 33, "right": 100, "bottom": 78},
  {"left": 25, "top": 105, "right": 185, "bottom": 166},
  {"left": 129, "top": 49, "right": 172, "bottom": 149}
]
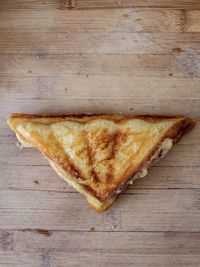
[{"left": 7, "top": 113, "right": 196, "bottom": 211}]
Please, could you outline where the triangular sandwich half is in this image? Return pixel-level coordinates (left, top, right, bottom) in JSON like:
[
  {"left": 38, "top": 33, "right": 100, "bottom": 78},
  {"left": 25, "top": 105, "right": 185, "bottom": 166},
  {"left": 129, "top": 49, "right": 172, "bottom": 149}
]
[{"left": 7, "top": 113, "right": 196, "bottom": 212}]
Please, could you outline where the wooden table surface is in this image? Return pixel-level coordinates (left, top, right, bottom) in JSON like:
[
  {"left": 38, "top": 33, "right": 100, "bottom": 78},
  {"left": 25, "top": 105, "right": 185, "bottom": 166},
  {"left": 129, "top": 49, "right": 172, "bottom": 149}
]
[{"left": 1, "top": 1, "right": 200, "bottom": 266}]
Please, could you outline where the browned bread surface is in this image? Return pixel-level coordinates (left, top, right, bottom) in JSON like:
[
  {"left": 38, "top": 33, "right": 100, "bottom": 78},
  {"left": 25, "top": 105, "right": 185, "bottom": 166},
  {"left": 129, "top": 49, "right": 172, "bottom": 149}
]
[{"left": 7, "top": 113, "right": 196, "bottom": 211}]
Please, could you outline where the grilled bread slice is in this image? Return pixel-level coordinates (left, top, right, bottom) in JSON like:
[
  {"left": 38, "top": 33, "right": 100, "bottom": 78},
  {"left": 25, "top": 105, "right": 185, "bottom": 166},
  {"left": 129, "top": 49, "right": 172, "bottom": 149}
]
[{"left": 7, "top": 113, "right": 196, "bottom": 211}]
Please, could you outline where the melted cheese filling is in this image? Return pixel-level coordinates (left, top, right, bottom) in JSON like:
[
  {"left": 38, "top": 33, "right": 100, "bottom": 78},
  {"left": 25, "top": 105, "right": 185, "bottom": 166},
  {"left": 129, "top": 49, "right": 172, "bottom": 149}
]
[{"left": 128, "top": 138, "right": 173, "bottom": 185}]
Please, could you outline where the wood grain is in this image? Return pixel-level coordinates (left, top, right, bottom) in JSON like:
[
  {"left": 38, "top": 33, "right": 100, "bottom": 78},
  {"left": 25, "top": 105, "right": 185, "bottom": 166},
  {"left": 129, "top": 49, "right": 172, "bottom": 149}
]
[
  {"left": 0, "top": 9, "right": 200, "bottom": 33},
  {"left": 1, "top": 77, "right": 200, "bottom": 101},
  {"left": 0, "top": 189, "right": 199, "bottom": 231},
  {"left": 1, "top": 33, "right": 200, "bottom": 54},
  {"left": 1, "top": 0, "right": 200, "bottom": 11},
  {"left": 0, "top": 0, "right": 200, "bottom": 266},
  {"left": 1, "top": 54, "right": 199, "bottom": 77},
  {"left": 1, "top": 100, "right": 200, "bottom": 121},
  {"left": 1, "top": 165, "right": 200, "bottom": 191},
  {"left": 74, "top": 0, "right": 200, "bottom": 9},
  {"left": 0, "top": 231, "right": 199, "bottom": 267}
]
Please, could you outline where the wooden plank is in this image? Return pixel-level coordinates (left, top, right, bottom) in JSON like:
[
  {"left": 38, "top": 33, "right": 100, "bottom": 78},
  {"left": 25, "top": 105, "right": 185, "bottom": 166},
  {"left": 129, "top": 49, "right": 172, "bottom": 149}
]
[
  {"left": 1, "top": 77, "right": 200, "bottom": 100},
  {"left": 74, "top": 0, "right": 200, "bottom": 9},
  {"left": 0, "top": 10, "right": 200, "bottom": 33},
  {"left": 1, "top": 252, "right": 200, "bottom": 267},
  {"left": 1, "top": 99, "right": 200, "bottom": 121},
  {"left": 1, "top": 165, "right": 199, "bottom": 192},
  {"left": 1, "top": 32, "right": 200, "bottom": 55},
  {"left": 8, "top": 231, "right": 200, "bottom": 253},
  {"left": 0, "top": 189, "right": 199, "bottom": 231},
  {"left": 0, "top": 252, "right": 42, "bottom": 267},
  {"left": 47, "top": 254, "right": 200, "bottom": 267},
  {"left": 0, "top": 231, "right": 199, "bottom": 267},
  {"left": 1, "top": 0, "right": 59, "bottom": 11},
  {"left": 1, "top": 54, "right": 199, "bottom": 78},
  {"left": 2, "top": 0, "right": 200, "bottom": 10}
]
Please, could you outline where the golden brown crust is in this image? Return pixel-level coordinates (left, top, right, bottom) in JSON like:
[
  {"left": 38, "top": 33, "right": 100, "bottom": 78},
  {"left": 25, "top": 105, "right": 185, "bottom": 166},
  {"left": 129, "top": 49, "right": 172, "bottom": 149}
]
[
  {"left": 10, "top": 112, "right": 194, "bottom": 122},
  {"left": 10, "top": 112, "right": 102, "bottom": 119},
  {"left": 107, "top": 117, "right": 196, "bottom": 200},
  {"left": 89, "top": 195, "right": 118, "bottom": 212},
  {"left": 8, "top": 113, "right": 196, "bottom": 204}
]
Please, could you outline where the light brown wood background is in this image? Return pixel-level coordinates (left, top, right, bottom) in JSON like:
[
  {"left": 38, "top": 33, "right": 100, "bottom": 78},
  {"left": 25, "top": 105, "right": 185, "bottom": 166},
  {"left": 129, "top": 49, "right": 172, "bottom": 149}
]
[{"left": 0, "top": 1, "right": 200, "bottom": 266}]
